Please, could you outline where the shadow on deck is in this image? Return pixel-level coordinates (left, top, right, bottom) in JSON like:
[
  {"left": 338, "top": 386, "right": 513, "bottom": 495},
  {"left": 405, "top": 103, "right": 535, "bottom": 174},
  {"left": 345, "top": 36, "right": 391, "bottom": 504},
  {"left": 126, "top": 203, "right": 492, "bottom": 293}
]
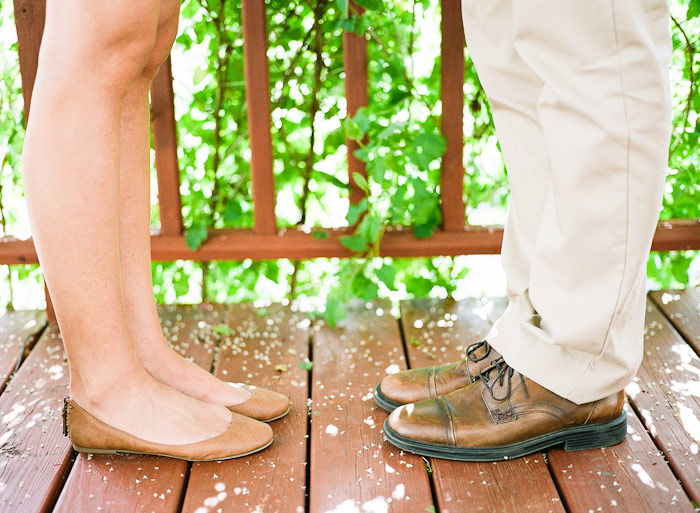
[{"left": 0, "top": 290, "right": 699, "bottom": 513}]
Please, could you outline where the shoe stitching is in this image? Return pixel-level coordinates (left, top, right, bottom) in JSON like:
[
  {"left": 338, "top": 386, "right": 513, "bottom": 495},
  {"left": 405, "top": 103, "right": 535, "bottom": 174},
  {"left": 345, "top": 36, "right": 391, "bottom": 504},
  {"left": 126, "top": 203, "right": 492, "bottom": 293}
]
[
  {"left": 427, "top": 367, "right": 436, "bottom": 398},
  {"left": 512, "top": 407, "right": 571, "bottom": 428},
  {"left": 431, "top": 367, "right": 440, "bottom": 397},
  {"left": 583, "top": 401, "right": 599, "bottom": 425},
  {"left": 435, "top": 396, "right": 455, "bottom": 446}
]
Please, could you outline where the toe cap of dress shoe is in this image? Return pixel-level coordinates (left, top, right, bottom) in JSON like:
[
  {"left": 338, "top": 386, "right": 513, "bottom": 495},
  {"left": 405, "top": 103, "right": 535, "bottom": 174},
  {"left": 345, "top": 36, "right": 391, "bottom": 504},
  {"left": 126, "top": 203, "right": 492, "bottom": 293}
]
[{"left": 387, "top": 398, "right": 454, "bottom": 445}]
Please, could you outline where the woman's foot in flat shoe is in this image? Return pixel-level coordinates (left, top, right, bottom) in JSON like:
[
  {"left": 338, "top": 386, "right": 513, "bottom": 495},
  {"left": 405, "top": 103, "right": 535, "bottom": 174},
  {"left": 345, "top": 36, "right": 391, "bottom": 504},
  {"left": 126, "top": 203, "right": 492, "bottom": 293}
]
[
  {"left": 126, "top": 306, "right": 290, "bottom": 420},
  {"left": 137, "top": 342, "right": 256, "bottom": 407},
  {"left": 69, "top": 366, "right": 243, "bottom": 446}
]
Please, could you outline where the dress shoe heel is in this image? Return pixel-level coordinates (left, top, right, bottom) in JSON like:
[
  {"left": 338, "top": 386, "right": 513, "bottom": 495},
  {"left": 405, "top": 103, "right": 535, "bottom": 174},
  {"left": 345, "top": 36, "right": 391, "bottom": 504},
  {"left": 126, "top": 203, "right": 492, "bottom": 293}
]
[{"left": 563, "top": 410, "right": 627, "bottom": 452}]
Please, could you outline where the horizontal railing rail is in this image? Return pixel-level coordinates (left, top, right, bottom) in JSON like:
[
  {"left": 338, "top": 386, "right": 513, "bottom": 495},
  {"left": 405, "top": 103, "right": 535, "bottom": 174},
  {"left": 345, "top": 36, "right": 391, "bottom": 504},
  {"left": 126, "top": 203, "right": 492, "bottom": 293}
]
[{"left": 5, "top": 0, "right": 700, "bottom": 317}]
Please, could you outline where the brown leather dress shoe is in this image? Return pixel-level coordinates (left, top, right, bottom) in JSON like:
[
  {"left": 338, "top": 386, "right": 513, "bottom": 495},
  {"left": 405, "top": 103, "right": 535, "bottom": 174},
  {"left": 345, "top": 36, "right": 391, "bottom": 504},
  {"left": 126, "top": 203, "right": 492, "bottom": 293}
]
[
  {"left": 374, "top": 340, "right": 500, "bottom": 412},
  {"left": 63, "top": 398, "right": 274, "bottom": 461},
  {"left": 383, "top": 358, "right": 626, "bottom": 461},
  {"left": 226, "top": 383, "right": 291, "bottom": 422}
]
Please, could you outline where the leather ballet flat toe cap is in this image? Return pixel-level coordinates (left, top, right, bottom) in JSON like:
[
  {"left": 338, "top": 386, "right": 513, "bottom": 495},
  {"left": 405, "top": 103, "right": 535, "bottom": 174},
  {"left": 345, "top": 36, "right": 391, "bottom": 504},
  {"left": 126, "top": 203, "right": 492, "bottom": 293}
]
[{"left": 226, "top": 384, "right": 291, "bottom": 422}]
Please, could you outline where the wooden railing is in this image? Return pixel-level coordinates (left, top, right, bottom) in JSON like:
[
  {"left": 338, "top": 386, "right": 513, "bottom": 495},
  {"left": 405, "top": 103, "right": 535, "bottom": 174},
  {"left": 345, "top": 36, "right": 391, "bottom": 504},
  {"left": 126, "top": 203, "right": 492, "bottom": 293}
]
[{"left": 2, "top": 0, "right": 700, "bottom": 303}]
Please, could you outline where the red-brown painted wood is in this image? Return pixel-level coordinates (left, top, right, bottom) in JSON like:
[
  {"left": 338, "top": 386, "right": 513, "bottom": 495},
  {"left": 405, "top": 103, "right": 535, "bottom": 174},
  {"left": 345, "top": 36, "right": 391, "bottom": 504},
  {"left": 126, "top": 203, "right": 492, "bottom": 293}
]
[
  {"left": 4, "top": 220, "right": 698, "bottom": 265},
  {"left": 151, "top": 58, "right": 183, "bottom": 237},
  {"left": 12, "top": 0, "right": 45, "bottom": 121},
  {"left": 549, "top": 407, "right": 695, "bottom": 513},
  {"left": 0, "top": 310, "right": 46, "bottom": 393},
  {"left": 619, "top": 298, "right": 700, "bottom": 505},
  {"left": 439, "top": 0, "right": 466, "bottom": 232},
  {"left": 309, "top": 299, "right": 435, "bottom": 513},
  {"left": 650, "top": 287, "right": 700, "bottom": 355},
  {"left": 182, "top": 302, "right": 310, "bottom": 513},
  {"left": 0, "top": 325, "right": 72, "bottom": 513},
  {"left": 43, "top": 281, "right": 55, "bottom": 322},
  {"left": 400, "top": 298, "right": 564, "bottom": 513},
  {"left": 53, "top": 304, "right": 225, "bottom": 513},
  {"left": 242, "top": 0, "right": 277, "bottom": 235},
  {"left": 343, "top": 2, "right": 369, "bottom": 205}
]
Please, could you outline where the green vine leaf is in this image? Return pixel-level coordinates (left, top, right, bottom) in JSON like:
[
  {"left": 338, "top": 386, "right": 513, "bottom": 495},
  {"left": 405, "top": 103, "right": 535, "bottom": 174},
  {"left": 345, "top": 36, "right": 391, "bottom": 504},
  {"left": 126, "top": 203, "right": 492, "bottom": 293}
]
[
  {"left": 185, "top": 221, "right": 208, "bottom": 250},
  {"left": 340, "top": 235, "right": 368, "bottom": 252}
]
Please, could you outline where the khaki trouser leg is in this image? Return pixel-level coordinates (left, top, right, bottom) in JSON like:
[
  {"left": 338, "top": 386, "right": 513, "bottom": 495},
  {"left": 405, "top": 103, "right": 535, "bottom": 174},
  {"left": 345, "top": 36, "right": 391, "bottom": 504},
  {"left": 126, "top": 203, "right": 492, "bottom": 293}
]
[{"left": 462, "top": 0, "right": 672, "bottom": 404}]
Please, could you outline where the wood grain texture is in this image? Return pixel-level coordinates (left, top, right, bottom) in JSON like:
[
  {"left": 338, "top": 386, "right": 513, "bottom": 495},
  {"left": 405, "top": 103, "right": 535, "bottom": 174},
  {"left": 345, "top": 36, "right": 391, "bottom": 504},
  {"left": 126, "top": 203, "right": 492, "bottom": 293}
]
[
  {"left": 12, "top": 0, "right": 45, "bottom": 121},
  {"left": 621, "top": 298, "right": 700, "bottom": 505},
  {"left": 0, "top": 325, "right": 72, "bottom": 513},
  {"left": 439, "top": 0, "right": 466, "bottom": 232},
  {"left": 182, "top": 302, "right": 310, "bottom": 513},
  {"left": 400, "top": 298, "right": 565, "bottom": 513},
  {"left": 242, "top": 0, "right": 277, "bottom": 235},
  {"left": 0, "top": 310, "right": 46, "bottom": 393},
  {"left": 343, "top": 2, "right": 369, "bottom": 205},
  {"left": 151, "top": 58, "right": 184, "bottom": 237},
  {"left": 549, "top": 407, "right": 695, "bottom": 513},
  {"left": 650, "top": 287, "right": 700, "bottom": 355},
  {"left": 53, "top": 304, "right": 225, "bottom": 513},
  {"left": 309, "top": 299, "right": 435, "bottom": 513}
]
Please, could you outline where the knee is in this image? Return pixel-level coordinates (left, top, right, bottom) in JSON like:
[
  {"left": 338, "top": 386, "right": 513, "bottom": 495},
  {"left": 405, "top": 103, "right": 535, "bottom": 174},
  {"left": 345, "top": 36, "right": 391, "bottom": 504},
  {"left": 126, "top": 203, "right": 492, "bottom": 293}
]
[
  {"left": 139, "top": 0, "right": 181, "bottom": 83},
  {"left": 38, "top": 2, "right": 160, "bottom": 99}
]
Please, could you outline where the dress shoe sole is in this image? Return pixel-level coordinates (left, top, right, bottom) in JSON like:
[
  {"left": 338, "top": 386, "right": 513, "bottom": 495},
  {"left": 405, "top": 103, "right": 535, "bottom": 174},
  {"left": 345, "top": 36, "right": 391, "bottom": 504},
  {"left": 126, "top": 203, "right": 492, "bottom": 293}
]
[
  {"left": 71, "top": 438, "right": 274, "bottom": 462},
  {"left": 383, "top": 410, "right": 627, "bottom": 461},
  {"left": 374, "top": 383, "right": 401, "bottom": 412}
]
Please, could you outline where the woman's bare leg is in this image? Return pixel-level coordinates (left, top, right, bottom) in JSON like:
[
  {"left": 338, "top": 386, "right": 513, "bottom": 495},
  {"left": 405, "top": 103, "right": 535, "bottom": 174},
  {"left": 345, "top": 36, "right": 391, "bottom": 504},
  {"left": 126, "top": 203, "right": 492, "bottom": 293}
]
[
  {"left": 118, "top": 0, "right": 251, "bottom": 406},
  {"left": 21, "top": 0, "right": 232, "bottom": 444}
]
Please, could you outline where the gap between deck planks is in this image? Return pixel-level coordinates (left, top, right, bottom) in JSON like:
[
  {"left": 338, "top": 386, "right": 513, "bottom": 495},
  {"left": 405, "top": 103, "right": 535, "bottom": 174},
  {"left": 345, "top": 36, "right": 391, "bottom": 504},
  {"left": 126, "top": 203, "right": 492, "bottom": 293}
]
[
  {"left": 1, "top": 290, "right": 699, "bottom": 513},
  {"left": 309, "top": 299, "right": 435, "bottom": 513},
  {"left": 0, "top": 323, "right": 71, "bottom": 513},
  {"left": 181, "top": 301, "right": 311, "bottom": 513}
]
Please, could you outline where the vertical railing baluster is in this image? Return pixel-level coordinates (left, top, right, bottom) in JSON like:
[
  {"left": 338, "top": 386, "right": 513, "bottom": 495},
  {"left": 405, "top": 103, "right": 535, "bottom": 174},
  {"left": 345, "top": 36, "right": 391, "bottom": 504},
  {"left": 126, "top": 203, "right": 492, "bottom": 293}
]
[
  {"left": 343, "top": 2, "right": 369, "bottom": 205},
  {"left": 242, "top": 0, "right": 277, "bottom": 234},
  {"left": 152, "top": 58, "right": 184, "bottom": 236},
  {"left": 439, "top": 0, "right": 466, "bottom": 231},
  {"left": 13, "top": 0, "right": 55, "bottom": 319}
]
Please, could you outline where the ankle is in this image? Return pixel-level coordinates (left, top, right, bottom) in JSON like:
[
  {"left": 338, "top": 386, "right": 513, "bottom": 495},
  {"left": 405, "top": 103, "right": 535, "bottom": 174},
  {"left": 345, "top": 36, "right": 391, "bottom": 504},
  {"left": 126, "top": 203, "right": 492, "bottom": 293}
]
[{"left": 69, "top": 363, "right": 148, "bottom": 408}]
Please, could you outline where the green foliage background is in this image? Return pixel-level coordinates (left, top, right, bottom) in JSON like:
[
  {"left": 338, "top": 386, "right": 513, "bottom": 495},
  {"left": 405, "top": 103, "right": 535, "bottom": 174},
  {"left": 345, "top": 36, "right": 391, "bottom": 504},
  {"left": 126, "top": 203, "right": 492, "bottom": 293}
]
[{"left": 0, "top": 0, "right": 698, "bottom": 317}]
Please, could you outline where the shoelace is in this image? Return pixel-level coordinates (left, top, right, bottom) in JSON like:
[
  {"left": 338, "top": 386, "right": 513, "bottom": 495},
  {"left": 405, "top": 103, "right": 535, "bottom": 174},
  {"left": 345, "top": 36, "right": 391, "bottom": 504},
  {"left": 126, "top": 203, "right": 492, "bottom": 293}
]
[
  {"left": 477, "top": 357, "right": 529, "bottom": 402},
  {"left": 465, "top": 340, "right": 492, "bottom": 363}
]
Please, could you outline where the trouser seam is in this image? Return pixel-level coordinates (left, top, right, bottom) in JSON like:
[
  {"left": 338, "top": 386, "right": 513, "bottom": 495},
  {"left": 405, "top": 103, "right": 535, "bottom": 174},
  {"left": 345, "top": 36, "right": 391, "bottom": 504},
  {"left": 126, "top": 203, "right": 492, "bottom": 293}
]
[{"left": 567, "top": 0, "right": 632, "bottom": 398}]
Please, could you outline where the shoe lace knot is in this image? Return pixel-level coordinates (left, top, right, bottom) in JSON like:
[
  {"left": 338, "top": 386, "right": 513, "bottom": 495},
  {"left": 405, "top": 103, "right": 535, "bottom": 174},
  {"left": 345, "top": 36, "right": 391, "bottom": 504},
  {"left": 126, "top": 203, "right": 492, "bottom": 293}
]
[
  {"left": 477, "top": 357, "right": 529, "bottom": 403},
  {"left": 465, "top": 340, "right": 491, "bottom": 363}
]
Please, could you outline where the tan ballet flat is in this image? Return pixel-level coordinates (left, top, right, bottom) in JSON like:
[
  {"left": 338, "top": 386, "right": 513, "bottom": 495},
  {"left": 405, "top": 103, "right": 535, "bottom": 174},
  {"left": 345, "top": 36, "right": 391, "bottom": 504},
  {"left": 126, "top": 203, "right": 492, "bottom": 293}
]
[
  {"left": 62, "top": 398, "right": 273, "bottom": 461},
  {"left": 225, "top": 383, "right": 291, "bottom": 422}
]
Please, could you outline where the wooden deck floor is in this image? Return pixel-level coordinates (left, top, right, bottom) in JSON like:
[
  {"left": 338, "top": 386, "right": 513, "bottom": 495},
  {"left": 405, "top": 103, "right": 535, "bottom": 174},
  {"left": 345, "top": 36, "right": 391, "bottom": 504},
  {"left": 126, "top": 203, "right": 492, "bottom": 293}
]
[{"left": 0, "top": 290, "right": 699, "bottom": 513}]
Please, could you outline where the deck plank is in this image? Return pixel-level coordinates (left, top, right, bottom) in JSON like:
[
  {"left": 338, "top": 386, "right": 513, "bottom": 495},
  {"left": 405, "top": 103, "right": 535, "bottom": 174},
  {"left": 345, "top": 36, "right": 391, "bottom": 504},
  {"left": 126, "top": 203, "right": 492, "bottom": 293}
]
[
  {"left": 619, "top": 298, "right": 700, "bottom": 505},
  {"left": 400, "top": 298, "right": 565, "bottom": 513},
  {"left": 548, "top": 406, "right": 695, "bottom": 513},
  {"left": 53, "top": 304, "right": 225, "bottom": 513},
  {"left": 0, "top": 324, "right": 71, "bottom": 513},
  {"left": 309, "top": 300, "right": 435, "bottom": 513},
  {"left": 650, "top": 287, "right": 700, "bottom": 355},
  {"left": 182, "top": 302, "right": 311, "bottom": 513},
  {"left": 0, "top": 310, "right": 46, "bottom": 393}
]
